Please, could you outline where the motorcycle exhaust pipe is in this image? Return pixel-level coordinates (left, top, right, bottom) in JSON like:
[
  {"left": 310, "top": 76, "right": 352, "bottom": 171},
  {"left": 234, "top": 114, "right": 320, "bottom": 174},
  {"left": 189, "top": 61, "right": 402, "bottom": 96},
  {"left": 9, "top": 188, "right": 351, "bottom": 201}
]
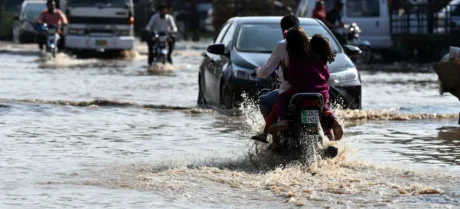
[{"left": 324, "top": 146, "right": 338, "bottom": 158}]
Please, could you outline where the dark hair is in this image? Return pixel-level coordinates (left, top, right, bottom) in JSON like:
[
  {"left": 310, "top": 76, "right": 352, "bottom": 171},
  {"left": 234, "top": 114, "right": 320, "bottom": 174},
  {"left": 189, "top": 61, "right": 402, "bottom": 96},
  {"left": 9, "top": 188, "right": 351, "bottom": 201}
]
[
  {"left": 335, "top": 0, "right": 344, "bottom": 7},
  {"left": 280, "top": 15, "right": 299, "bottom": 31},
  {"left": 286, "top": 26, "right": 314, "bottom": 62},
  {"left": 310, "top": 34, "right": 335, "bottom": 64}
]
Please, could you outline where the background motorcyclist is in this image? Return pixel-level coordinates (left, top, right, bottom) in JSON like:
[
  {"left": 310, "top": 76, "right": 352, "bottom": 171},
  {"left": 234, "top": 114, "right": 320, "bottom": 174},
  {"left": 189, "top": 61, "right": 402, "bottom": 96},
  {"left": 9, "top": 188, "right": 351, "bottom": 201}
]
[
  {"left": 145, "top": 3, "right": 178, "bottom": 65},
  {"left": 326, "top": 0, "right": 346, "bottom": 44},
  {"left": 37, "top": 0, "right": 68, "bottom": 51},
  {"left": 326, "top": 0, "right": 344, "bottom": 28},
  {"left": 312, "top": 0, "right": 334, "bottom": 28}
]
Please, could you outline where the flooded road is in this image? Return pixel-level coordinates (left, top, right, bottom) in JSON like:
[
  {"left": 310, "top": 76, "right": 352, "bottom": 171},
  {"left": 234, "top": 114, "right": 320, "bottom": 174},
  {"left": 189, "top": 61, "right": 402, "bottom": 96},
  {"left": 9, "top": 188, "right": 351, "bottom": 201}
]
[{"left": 1, "top": 41, "right": 459, "bottom": 208}]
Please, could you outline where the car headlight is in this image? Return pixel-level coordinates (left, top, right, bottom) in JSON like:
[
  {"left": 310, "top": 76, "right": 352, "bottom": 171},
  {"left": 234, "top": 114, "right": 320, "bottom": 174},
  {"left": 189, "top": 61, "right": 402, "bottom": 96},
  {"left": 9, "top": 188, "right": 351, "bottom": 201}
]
[
  {"left": 233, "top": 66, "right": 258, "bottom": 81},
  {"left": 330, "top": 67, "right": 359, "bottom": 83}
]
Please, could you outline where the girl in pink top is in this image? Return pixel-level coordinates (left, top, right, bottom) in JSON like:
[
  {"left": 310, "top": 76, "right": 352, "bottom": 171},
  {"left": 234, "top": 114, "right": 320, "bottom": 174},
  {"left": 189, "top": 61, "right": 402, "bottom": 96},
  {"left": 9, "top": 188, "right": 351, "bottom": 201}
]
[{"left": 268, "top": 27, "right": 343, "bottom": 141}]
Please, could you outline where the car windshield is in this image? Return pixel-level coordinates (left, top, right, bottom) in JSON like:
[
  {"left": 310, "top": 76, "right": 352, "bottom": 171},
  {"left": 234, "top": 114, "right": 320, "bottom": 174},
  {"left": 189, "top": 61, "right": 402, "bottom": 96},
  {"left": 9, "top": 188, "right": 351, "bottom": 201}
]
[
  {"left": 235, "top": 23, "right": 341, "bottom": 53},
  {"left": 25, "top": 3, "right": 46, "bottom": 20},
  {"left": 68, "top": 0, "right": 129, "bottom": 6}
]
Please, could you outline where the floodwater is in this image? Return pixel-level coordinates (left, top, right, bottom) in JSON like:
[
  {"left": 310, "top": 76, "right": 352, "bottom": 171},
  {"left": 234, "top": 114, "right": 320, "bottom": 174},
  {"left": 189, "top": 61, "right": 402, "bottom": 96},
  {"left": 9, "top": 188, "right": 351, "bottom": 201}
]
[{"left": 0, "top": 41, "right": 459, "bottom": 209}]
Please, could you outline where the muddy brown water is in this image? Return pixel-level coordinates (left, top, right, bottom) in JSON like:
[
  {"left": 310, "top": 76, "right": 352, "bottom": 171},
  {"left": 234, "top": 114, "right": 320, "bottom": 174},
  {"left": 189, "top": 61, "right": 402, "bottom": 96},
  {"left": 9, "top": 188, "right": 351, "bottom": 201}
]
[{"left": 1, "top": 42, "right": 459, "bottom": 208}]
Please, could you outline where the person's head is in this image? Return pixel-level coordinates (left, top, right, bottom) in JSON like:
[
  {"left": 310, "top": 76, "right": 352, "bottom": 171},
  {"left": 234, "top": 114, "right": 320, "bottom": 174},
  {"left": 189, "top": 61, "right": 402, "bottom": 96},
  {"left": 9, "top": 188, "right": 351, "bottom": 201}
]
[
  {"left": 47, "top": 0, "right": 56, "bottom": 13},
  {"left": 166, "top": 3, "right": 173, "bottom": 14},
  {"left": 310, "top": 34, "right": 335, "bottom": 64},
  {"left": 280, "top": 15, "right": 299, "bottom": 31},
  {"left": 315, "top": 0, "right": 324, "bottom": 10},
  {"left": 286, "top": 26, "right": 314, "bottom": 61},
  {"left": 157, "top": 3, "right": 168, "bottom": 17},
  {"left": 334, "top": 0, "right": 344, "bottom": 11}
]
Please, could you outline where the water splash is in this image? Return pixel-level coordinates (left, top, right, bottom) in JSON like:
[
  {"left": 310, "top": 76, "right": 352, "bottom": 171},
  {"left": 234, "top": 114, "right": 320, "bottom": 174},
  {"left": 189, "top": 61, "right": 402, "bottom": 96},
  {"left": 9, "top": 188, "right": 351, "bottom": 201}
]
[
  {"left": 147, "top": 63, "right": 175, "bottom": 75},
  {"left": 37, "top": 52, "right": 99, "bottom": 68}
]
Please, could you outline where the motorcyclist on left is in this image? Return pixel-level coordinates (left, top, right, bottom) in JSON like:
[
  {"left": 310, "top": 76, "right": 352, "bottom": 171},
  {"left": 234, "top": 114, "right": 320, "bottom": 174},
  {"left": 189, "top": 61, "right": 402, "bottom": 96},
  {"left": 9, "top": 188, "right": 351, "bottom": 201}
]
[{"left": 37, "top": 0, "right": 68, "bottom": 51}]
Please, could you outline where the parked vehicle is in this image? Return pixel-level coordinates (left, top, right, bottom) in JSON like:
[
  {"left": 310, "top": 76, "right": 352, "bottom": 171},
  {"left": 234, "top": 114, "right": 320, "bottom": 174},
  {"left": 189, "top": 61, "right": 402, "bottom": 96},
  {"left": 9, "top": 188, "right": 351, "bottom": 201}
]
[
  {"left": 12, "top": 0, "right": 46, "bottom": 44},
  {"left": 437, "top": 0, "right": 460, "bottom": 30},
  {"left": 390, "top": 2, "right": 460, "bottom": 61},
  {"left": 198, "top": 17, "right": 362, "bottom": 110},
  {"left": 0, "top": 0, "right": 25, "bottom": 40},
  {"left": 298, "top": 0, "right": 459, "bottom": 62},
  {"left": 63, "top": 0, "right": 135, "bottom": 52}
]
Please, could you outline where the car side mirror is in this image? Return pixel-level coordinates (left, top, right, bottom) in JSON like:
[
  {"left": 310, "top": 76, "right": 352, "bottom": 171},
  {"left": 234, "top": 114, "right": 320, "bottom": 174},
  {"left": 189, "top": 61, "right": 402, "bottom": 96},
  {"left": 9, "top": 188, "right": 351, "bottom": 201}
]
[
  {"left": 207, "top": 43, "right": 227, "bottom": 55},
  {"left": 344, "top": 45, "right": 361, "bottom": 58}
]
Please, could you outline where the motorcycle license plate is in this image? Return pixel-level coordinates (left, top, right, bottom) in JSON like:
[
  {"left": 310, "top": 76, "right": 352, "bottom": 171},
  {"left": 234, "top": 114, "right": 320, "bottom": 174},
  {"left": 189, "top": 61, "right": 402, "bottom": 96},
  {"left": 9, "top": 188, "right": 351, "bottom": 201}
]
[
  {"left": 48, "top": 28, "right": 57, "bottom": 34},
  {"left": 301, "top": 110, "right": 319, "bottom": 124},
  {"left": 95, "top": 40, "right": 107, "bottom": 46}
]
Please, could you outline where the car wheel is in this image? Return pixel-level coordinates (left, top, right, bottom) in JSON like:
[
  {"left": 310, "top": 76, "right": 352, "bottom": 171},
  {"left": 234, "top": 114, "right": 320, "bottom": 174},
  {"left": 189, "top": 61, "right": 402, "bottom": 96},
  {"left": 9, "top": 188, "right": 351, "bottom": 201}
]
[
  {"left": 197, "top": 74, "right": 207, "bottom": 106},
  {"left": 219, "top": 80, "right": 234, "bottom": 109}
]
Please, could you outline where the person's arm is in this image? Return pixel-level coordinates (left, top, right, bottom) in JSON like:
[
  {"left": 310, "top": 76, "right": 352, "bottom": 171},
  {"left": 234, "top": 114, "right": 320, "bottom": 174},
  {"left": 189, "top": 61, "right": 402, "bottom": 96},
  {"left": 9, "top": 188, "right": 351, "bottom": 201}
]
[
  {"left": 338, "top": 13, "right": 344, "bottom": 26},
  {"left": 58, "top": 10, "right": 68, "bottom": 24},
  {"left": 255, "top": 42, "right": 284, "bottom": 78},
  {"left": 38, "top": 11, "right": 45, "bottom": 24},
  {"left": 145, "top": 15, "right": 155, "bottom": 31},
  {"left": 168, "top": 15, "right": 178, "bottom": 33}
]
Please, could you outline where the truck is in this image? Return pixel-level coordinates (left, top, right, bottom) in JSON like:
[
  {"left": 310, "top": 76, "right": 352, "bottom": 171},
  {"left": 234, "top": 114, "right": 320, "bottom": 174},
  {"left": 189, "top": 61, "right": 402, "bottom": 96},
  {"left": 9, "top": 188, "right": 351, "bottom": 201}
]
[
  {"left": 296, "top": 0, "right": 459, "bottom": 62},
  {"left": 390, "top": 0, "right": 460, "bottom": 61},
  {"left": 61, "top": 0, "right": 135, "bottom": 52}
]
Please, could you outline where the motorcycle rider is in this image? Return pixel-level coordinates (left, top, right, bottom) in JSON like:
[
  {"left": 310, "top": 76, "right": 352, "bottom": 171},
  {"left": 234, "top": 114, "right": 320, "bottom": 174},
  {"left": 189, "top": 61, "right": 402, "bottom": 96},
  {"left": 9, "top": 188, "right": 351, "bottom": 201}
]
[
  {"left": 326, "top": 0, "right": 346, "bottom": 44},
  {"left": 326, "top": 0, "right": 344, "bottom": 28},
  {"left": 250, "top": 15, "right": 299, "bottom": 145},
  {"left": 37, "top": 0, "right": 68, "bottom": 51},
  {"left": 312, "top": 0, "right": 334, "bottom": 28},
  {"left": 145, "top": 3, "right": 178, "bottom": 65}
]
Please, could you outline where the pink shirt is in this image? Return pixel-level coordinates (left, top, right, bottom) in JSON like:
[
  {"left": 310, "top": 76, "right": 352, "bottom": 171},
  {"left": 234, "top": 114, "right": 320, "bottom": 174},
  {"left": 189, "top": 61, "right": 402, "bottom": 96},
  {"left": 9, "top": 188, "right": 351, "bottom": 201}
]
[{"left": 38, "top": 9, "right": 68, "bottom": 25}]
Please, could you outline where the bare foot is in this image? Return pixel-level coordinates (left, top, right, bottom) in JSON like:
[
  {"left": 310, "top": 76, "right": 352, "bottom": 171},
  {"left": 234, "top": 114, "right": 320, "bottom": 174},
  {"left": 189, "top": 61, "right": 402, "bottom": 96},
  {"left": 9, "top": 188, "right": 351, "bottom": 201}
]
[{"left": 331, "top": 119, "right": 343, "bottom": 141}]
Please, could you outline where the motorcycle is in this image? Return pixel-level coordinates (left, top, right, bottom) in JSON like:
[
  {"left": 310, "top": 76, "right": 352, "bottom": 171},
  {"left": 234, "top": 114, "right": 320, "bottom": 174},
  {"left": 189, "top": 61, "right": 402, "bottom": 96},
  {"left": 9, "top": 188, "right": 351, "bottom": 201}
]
[
  {"left": 332, "top": 23, "right": 373, "bottom": 64},
  {"left": 151, "top": 31, "right": 170, "bottom": 64},
  {"left": 38, "top": 24, "right": 60, "bottom": 58},
  {"left": 256, "top": 72, "right": 338, "bottom": 163}
]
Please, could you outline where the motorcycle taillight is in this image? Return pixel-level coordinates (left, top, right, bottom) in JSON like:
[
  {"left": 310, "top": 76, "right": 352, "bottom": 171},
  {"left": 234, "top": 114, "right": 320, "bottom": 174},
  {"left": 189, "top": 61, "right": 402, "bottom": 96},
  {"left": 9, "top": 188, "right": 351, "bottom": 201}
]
[{"left": 302, "top": 100, "right": 319, "bottom": 106}]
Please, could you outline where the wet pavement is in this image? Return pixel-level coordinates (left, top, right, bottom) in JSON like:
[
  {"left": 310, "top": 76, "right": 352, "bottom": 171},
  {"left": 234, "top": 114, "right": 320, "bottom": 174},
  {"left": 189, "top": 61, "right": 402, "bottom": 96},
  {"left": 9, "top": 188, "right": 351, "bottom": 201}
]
[{"left": 0, "top": 41, "right": 459, "bottom": 208}]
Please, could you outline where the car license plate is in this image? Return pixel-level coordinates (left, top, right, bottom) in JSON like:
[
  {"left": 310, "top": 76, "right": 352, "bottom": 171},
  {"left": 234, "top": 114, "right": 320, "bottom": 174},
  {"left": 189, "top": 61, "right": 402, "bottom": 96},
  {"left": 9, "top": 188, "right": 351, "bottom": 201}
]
[
  {"left": 301, "top": 110, "right": 319, "bottom": 124},
  {"left": 95, "top": 40, "right": 107, "bottom": 46}
]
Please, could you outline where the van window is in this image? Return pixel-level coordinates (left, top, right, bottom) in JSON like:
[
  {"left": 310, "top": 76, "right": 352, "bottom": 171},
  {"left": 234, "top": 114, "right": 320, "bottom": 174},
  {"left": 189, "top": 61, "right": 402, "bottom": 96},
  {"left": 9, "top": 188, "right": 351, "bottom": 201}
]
[{"left": 346, "top": 0, "right": 380, "bottom": 17}]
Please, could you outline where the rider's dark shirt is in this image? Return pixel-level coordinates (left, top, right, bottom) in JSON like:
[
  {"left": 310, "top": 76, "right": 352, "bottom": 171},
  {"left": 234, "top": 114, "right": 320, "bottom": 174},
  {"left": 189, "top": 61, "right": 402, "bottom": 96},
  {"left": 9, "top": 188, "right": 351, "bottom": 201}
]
[{"left": 326, "top": 8, "right": 342, "bottom": 26}]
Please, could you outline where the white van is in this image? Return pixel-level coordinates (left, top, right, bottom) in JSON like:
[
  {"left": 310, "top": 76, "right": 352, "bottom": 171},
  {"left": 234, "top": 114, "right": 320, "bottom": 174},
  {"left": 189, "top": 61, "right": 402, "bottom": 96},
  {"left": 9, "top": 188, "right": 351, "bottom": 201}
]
[{"left": 296, "top": 0, "right": 392, "bottom": 50}]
